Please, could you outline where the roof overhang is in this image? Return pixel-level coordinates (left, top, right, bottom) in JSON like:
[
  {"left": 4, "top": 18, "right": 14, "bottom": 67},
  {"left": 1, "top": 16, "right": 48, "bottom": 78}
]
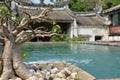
[{"left": 103, "top": 5, "right": 120, "bottom": 14}]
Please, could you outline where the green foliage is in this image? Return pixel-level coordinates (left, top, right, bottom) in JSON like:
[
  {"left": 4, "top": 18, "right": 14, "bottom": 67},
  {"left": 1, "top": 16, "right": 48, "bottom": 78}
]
[
  {"left": 45, "top": 16, "right": 55, "bottom": 23},
  {"left": 68, "top": 36, "right": 84, "bottom": 42},
  {"left": 50, "top": 35, "right": 62, "bottom": 41},
  {"left": 69, "top": 0, "right": 96, "bottom": 12},
  {"left": 21, "top": 52, "right": 28, "bottom": 59},
  {"left": 75, "top": 75, "right": 82, "bottom": 80},
  {"left": 19, "top": 0, "right": 33, "bottom": 4},
  {"left": 51, "top": 24, "right": 62, "bottom": 33},
  {"left": 50, "top": 23, "right": 67, "bottom": 41},
  {"left": 101, "top": 0, "right": 120, "bottom": 9},
  {"left": 50, "top": 33, "right": 67, "bottom": 41},
  {"left": 15, "top": 17, "right": 21, "bottom": 23},
  {"left": 69, "top": 0, "right": 120, "bottom": 12},
  {"left": 0, "top": 7, "right": 12, "bottom": 17}
]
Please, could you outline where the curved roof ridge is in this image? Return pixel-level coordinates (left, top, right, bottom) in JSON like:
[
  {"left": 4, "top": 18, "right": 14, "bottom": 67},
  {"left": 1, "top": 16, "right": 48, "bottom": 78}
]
[
  {"left": 76, "top": 15, "right": 106, "bottom": 26},
  {"left": 64, "top": 6, "right": 75, "bottom": 18},
  {"left": 74, "top": 11, "right": 96, "bottom": 17},
  {"left": 103, "top": 4, "right": 120, "bottom": 14},
  {"left": 16, "top": 3, "right": 46, "bottom": 10}
]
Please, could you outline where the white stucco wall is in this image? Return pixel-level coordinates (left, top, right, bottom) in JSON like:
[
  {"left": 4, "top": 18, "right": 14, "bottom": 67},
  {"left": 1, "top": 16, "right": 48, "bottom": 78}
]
[
  {"left": 109, "top": 36, "right": 120, "bottom": 41},
  {"left": 77, "top": 25, "right": 109, "bottom": 41},
  {"left": 68, "top": 19, "right": 78, "bottom": 38}
]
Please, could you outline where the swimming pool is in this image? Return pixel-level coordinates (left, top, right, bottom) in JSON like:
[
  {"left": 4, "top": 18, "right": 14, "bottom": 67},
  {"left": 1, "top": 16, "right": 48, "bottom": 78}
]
[{"left": 21, "top": 42, "right": 120, "bottom": 79}]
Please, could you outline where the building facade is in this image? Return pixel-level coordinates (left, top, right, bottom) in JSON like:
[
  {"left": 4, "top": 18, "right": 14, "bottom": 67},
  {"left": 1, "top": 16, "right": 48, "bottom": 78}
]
[
  {"left": 104, "top": 5, "right": 120, "bottom": 41},
  {"left": 76, "top": 14, "right": 109, "bottom": 41}
]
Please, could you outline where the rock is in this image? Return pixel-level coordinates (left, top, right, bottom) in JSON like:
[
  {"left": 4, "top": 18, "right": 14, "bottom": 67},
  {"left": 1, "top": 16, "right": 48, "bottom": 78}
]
[
  {"left": 52, "top": 62, "right": 65, "bottom": 70},
  {"left": 35, "top": 71, "right": 43, "bottom": 78},
  {"left": 54, "top": 78, "right": 61, "bottom": 80},
  {"left": 46, "top": 71, "right": 51, "bottom": 76},
  {"left": 38, "top": 63, "right": 48, "bottom": 71},
  {"left": 50, "top": 67, "right": 59, "bottom": 74},
  {"left": 62, "top": 68, "right": 71, "bottom": 77},
  {"left": 70, "top": 72, "right": 77, "bottom": 79},
  {"left": 26, "top": 76, "right": 38, "bottom": 80},
  {"left": 15, "top": 78, "right": 22, "bottom": 80},
  {"left": 56, "top": 72, "right": 66, "bottom": 78},
  {"left": 29, "top": 68, "right": 35, "bottom": 73},
  {"left": 49, "top": 77, "right": 54, "bottom": 80},
  {"left": 46, "top": 64, "right": 54, "bottom": 71},
  {"left": 39, "top": 77, "right": 44, "bottom": 80},
  {"left": 45, "top": 72, "right": 51, "bottom": 80},
  {"left": 8, "top": 62, "right": 95, "bottom": 80},
  {"left": 41, "top": 71, "right": 46, "bottom": 75},
  {"left": 50, "top": 74, "right": 55, "bottom": 79},
  {"left": 61, "top": 78, "right": 66, "bottom": 80}
]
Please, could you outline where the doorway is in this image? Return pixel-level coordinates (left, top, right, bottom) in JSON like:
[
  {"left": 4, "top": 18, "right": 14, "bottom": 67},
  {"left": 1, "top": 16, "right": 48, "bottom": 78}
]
[{"left": 95, "top": 36, "right": 102, "bottom": 41}]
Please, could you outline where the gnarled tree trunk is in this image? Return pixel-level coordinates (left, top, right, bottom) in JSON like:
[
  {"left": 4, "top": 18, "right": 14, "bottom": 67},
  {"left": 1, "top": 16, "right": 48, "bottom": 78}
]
[
  {"left": 12, "top": 44, "right": 33, "bottom": 79},
  {"left": 0, "top": 38, "right": 33, "bottom": 80},
  {"left": 0, "top": 1, "right": 52, "bottom": 79},
  {"left": 0, "top": 54, "right": 2, "bottom": 75},
  {"left": 0, "top": 38, "right": 15, "bottom": 80}
]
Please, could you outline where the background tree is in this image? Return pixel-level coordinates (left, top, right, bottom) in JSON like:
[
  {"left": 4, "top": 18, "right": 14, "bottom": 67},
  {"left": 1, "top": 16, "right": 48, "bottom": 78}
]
[
  {"left": 100, "top": 0, "right": 120, "bottom": 9},
  {"left": 19, "top": 0, "right": 33, "bottom": 4},
  {"left": 0, "top": 0, "right": 55, "bottom": 80},
  {"left": 68, "top": 0, "right": 120, "bottom": 12},
  {"left": 69, "top": 0, "right": 97, "bottom": 12}
]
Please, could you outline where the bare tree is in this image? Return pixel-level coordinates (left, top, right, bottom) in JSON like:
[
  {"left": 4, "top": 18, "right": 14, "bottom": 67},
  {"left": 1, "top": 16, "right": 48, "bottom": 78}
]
[{"left": 0, "top": 0, "right": 54, "bottom": 80}]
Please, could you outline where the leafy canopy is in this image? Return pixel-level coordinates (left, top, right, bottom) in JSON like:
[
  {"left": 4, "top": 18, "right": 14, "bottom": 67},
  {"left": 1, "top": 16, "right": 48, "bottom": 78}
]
[{"left": 68, "top": 0, "right": 120, "bottom": 12}]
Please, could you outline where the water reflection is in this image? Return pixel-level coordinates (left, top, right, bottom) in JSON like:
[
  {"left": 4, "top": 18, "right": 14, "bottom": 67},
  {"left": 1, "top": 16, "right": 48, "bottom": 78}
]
[{"left": 70, "top": 43, "right": 111, "bottom": 54}]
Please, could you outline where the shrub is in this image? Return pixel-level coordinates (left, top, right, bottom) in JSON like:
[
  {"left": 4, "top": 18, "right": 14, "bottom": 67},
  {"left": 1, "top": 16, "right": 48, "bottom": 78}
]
[
  {"left": 50, "top": 33, "right": 67, "bottom": 41},
  {"left": 68, "top": 36, "right": 84, "bottom": 42}
]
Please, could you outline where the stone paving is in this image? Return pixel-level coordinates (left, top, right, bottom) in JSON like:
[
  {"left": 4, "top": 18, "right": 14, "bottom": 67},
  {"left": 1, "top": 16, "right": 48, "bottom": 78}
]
[{"left": 77, "top": 41, "right": 120, "bottom": 47}]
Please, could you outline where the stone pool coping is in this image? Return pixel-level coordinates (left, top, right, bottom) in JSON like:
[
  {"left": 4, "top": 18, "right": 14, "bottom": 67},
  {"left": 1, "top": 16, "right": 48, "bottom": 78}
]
[{"left": 76, "top": 41, "right": 120, "bottom": 47}]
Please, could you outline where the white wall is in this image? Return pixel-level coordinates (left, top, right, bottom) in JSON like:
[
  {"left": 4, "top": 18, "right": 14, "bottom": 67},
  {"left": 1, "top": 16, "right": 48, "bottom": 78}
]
[
  {"left": 109, "top": 36, "right": 120, "bottom": 41},
  {"left": 77, "top": 25, "right": 109, "bottom": 41}
]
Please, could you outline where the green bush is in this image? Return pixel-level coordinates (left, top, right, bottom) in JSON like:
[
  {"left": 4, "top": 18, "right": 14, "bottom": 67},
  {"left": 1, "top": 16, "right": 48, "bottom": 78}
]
[
  {"left": 68, "top": 36, "right": 84, "bottom": 42},
  {"left": 50, "top": 33, "right": 67, "bottom": 41},
  {"left": 75, "top": 75, "right": 83, "bottom": 80}
]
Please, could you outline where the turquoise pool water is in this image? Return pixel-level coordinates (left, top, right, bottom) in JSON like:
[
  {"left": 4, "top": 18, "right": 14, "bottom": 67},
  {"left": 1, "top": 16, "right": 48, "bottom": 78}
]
[{"left": 21, "top": 42, "right": 120, "bottom": 79}]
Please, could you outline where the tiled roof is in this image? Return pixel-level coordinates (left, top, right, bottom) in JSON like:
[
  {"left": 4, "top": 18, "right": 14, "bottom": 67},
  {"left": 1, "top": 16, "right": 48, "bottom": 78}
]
[
  {"left": 17, "top": 5, "right": 74, "bottom": 22},
  {"left": 103, "top": 4, "right": 120, "bottom": 14},
  {"left": 17, "top": 4, "right": 106, "bottom": 26},
  {"left": 48, "top": 9, "right": 74, "bottom": 22},
  {"left": 76, "top": 15, "right": 105, "bottom": 26}
]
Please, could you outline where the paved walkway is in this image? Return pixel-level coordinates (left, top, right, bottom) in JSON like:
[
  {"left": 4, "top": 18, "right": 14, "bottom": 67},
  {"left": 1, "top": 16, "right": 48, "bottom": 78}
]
[{"left": 77, "top": 41, "right": 120, "bottom": 47}]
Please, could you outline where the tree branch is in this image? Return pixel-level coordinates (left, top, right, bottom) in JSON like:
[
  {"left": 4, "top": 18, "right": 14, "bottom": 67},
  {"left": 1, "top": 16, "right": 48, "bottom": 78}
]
[
  {"left": 0, "top": 38, "right": 4, "bottom": 44},
  {"left": 31, "top": 8, "right": 51, "bottom": 20},
  {"left": 0, "top": 17, "right": 10, "bottom": 39},
  {"left": 15, "top": 28, "right": 37, "bottom": 44},
  {"left": 12, "top": 8, "right": 51, "bottom": 36},
  {"left": 2, "top": 25, "right": 10, "bottom": 39},
  {"left": 17, "top": 33, "right": 35, "bottom": 45},
  {"left": 15, "top": 31, "right": 26, "bottom": 43},
  {"left": 3, "top": 0, "right": 12, "bottom": 13}
]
